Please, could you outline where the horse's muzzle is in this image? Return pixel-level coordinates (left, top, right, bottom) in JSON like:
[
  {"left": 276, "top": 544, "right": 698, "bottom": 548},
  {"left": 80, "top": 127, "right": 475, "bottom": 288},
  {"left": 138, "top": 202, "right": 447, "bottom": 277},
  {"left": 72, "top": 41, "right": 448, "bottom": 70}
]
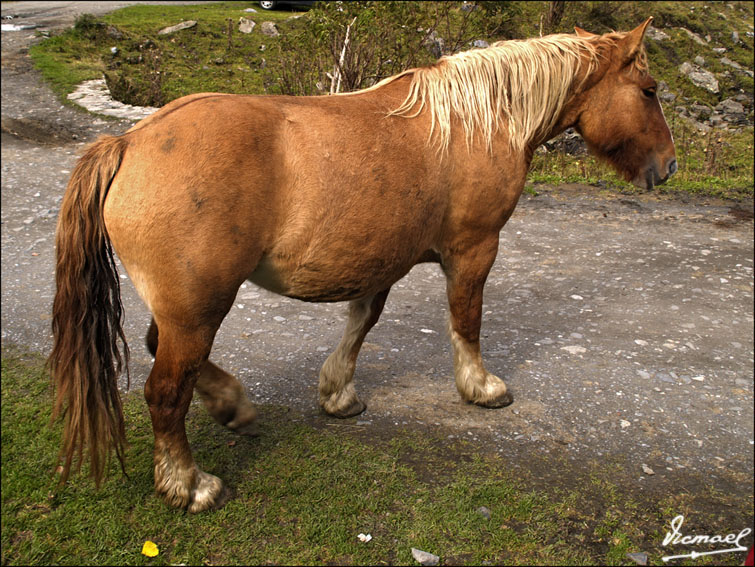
[{"left": 633, "top": 157, "right": 677, "bottom": 191}]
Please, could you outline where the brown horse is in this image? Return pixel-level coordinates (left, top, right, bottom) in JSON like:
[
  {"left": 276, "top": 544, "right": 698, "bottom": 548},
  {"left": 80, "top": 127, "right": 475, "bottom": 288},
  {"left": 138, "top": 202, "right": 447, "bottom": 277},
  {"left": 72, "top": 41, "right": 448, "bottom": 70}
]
[{"left": 49, "top": 18, "right": 676, "bottom": 512}]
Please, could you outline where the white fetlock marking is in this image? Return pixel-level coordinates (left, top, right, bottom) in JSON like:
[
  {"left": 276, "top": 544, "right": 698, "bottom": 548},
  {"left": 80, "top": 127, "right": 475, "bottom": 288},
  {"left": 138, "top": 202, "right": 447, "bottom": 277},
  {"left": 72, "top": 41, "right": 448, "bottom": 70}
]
[
  {"left": 449, "top": 326, "right": 507, "bottom": 403},
  {"left": 319, "top": 297, "right": 373, "bottom": 411},
  {"left": 154, "top": 448, "right": 194, "bottom": 509},
  {"left": 321, "top": 382, "right": 360, "bottom": 414},
  {"left": 188, "top": 470, "right": 223, "bottom": 514}
]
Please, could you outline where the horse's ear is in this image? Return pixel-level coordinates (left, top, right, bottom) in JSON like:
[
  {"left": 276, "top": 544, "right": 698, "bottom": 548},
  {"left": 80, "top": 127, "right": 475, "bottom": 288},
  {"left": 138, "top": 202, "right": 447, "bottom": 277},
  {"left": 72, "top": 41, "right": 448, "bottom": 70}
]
[
  {"left": 623, "top": 17, "right": 653, "bottom": 60},
  {"left": 574, "top": 26, "right": 596, "bottom": 38}
]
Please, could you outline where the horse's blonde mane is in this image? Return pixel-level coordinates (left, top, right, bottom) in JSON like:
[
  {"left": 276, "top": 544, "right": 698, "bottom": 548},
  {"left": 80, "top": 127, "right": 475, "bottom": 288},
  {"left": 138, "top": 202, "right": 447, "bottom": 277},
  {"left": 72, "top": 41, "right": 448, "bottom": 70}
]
[{"left": 386, "top": 34, "right": 609, "bottom": 154}]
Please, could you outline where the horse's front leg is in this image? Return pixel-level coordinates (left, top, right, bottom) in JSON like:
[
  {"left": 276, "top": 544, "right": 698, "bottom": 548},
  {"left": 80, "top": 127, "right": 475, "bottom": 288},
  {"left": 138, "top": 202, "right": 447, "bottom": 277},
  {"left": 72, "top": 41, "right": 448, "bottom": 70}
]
[
  {"left": 145, "top": 319, "right": 224, "bottom": 513},
  {"left": 444, "top": 237, "right": 513, "bottom": 408},
  {"left": 319, "top": 288, "right": 390, "bottom": 417}
]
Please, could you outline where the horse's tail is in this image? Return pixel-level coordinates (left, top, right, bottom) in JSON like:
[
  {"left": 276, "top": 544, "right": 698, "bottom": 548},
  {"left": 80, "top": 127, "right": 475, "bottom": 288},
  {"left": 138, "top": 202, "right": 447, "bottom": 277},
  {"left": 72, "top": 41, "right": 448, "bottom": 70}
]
[{"left": 48, "top": 135, "right": 130, "bottom": 487}]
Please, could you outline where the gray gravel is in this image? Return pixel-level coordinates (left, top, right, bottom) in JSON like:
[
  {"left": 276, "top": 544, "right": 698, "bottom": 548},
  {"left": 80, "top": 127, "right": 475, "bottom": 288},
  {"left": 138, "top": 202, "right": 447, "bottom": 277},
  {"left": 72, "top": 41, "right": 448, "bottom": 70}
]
[{"left": 2, "top": 2, "right": 753, "bottom": 503}]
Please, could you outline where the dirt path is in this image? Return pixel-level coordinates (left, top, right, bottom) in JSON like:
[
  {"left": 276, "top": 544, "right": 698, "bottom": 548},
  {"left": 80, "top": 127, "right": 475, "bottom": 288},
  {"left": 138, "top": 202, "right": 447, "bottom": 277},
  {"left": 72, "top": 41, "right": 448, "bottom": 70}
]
[{"left": 2, "top": 0, "right": 753, "bottom": 528}]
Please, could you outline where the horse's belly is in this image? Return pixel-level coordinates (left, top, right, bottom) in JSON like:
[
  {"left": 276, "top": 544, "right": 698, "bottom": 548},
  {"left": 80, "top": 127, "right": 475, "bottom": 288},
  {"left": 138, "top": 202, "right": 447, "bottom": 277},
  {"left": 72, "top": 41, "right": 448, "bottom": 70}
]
[{"left": 249, "top": 249, "right": 416, "bottom": 303}]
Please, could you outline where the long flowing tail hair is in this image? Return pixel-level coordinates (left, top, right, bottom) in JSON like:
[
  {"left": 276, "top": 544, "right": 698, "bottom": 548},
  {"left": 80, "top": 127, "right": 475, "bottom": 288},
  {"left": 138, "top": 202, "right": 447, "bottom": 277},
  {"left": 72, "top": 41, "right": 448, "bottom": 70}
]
[{"left": 48, "top": 135, "right": 130, "bottom": 486}]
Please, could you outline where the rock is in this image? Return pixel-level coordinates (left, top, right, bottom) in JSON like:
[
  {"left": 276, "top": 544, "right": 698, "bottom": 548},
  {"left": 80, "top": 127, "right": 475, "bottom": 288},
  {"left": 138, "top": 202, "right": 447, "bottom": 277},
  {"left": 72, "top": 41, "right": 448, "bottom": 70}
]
[
  {"left": 477, "top": 506, "right": 491, "bottom": 520},
  {"left": 709, "top": 113, "right": 725, "bottom": 127},
  {"left": 720, "top": 57, "right": 754, "bottom": 78},
  {"left": 659, "top": 91, "right": 677, "bottom": 103},
  {"left": 646, "top": 25, "right": 669, "bottom": 41},
  {"left": 260, "top": 21, "right": 279, "bottom": 37},
  {"left": 641, "top": 464, "right": 655, "bottom": 475},
  {"left": 693, "top": 55, "right": 705, "bottom": 67},
  {"left": 689, "top": 103, "right": 711, "bottom": 119},
  {"left": 720, "top": 57, "right": 742, "bottom": 70},
  {"left": 716, "top": 98, "right": 745, "bottom": 115},
  {"left": 657, "top": 81, "right": 676, "bottom": 103},
  {"left": 424, "top": 30, "right": 444, "bottom": 58},
  {"left": 679, "top": 27, "right": 706, "bottom": 45},
  {"left": 712, "top": 46, "right": 727, "bottom": 54},
  {"left": 411, "top": 548, "right": 440, "bottom": 566},
  {"left": 626, "top": 551, "right": 649, "bottom": 565},
  {"left": 731, "top": 30, "right": 740, "bottom": 43},
  {"left": 67, "top": 78, "right": 157, "bottom": 120},
  {"left": 238, "top": 17, "right": 255, "bottom": 34},
  {"left": 106, "top": 25, "right": 123, "bottom": 39},
  {"left": 472, "top": 39, "right": 489, "bottom": 48},
  {"left": 157, "top": 20, "right": 197, "bottom": 35},
  {"left": 548, "top": 127, "right": 586, "bottom": 155},
  {"left": 561, "top": 345, "right": 586, "bottom": 355},
  {"left": 679, "top": 62, "right": 719, "bottom": 94}
]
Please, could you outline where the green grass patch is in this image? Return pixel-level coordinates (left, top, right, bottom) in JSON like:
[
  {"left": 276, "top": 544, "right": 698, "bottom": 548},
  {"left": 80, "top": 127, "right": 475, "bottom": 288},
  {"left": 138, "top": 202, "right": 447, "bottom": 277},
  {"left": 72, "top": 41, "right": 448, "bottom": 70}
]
[
  {"left": 2, "top": 346, "right": 752, "bottom": 565},
  {"left": 29, "top": 2, "right": 300, "bottom": 106}
]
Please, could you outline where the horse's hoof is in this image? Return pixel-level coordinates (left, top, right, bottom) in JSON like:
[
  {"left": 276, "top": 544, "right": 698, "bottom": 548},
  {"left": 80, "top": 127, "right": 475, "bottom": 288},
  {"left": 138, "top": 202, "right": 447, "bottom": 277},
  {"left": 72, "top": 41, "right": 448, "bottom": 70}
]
[
  {"left": 224, "top": 400, "right": 258, "bottom": 435},
  {"left": 325, "top": 398, "right": 367, "bottom": 418},
  {"left": 229, "top": 421, "right": 259, "bottom": 437},
  {"left": 475, "top": 390, "right": 513, "bottom": 408},
  {"left": 187, "top": 470, "right": 224, "bottom": 514}
]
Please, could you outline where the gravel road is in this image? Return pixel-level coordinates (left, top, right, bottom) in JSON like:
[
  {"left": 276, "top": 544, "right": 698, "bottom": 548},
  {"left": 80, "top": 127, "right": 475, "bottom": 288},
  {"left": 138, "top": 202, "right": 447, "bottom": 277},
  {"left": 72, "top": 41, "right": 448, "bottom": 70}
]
[{"left": 2, "top": 1, "right": 753, "bottom": 517}]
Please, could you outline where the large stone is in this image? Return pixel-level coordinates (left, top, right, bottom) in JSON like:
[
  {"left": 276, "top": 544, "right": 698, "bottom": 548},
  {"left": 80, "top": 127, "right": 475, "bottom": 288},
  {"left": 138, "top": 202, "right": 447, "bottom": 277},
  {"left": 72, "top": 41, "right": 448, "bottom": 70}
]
[
  {"left": 720, "top": 57, "right": 754, "bottom": 78},
  {"left": 157, "top": 20, "right": 196, "bottom": 35},
  {"left": 238, "top": 17, "right": 255, "bottom": 34},
  {"left": 716, "top": 98, "right": 745, "bottom": 115},
  {"left": 679, "top": 61, "right": 719, "bottom": 94},
  {"left": 679, "top": 27, "right": 706, "bottom": 45},
  {"left": 67, "top": 79, "right": 158, "bottom": 120},
  {"left": 716, "top": 98, "right": 749, "bottom": 125},
  {"left": 411, "top": 548, "right": 440, "bottom": 566},
  {"left": 689, "top": 103, "right": 711, "bottom": 119},
  {"left": 646, "top": 25, "right": 669, "bottom": 41},
  {"left": 260, "top": 21, "right": 279, "bottom": 37}
]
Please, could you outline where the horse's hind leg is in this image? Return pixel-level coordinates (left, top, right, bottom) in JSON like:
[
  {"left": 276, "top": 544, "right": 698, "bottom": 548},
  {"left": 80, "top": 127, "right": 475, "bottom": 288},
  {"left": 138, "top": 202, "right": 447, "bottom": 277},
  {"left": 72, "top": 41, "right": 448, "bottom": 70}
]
[
  {"left": 144, "top": 317, "right": 225, "bottom": 513},
  {"left": 319, "top": 288, "right": 390, "bottom": 417},
  {"left": 147, "top": 318, "right": 257, "bottom": 435}
]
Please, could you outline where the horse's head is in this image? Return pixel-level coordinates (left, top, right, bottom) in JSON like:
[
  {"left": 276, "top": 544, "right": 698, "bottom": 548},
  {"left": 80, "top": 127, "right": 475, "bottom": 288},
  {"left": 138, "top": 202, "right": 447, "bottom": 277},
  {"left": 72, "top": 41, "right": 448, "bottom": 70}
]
[{"left": 573, "top": 18, "right": 677, "bottom": 190}]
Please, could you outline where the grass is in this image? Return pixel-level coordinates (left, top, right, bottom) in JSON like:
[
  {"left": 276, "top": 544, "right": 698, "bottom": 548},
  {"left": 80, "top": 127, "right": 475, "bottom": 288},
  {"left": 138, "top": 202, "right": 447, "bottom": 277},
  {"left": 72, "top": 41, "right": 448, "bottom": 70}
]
[
  {"left": 29, "top": 2, "right": 299, "bottom": 106},
  {"left": 2, "top": 346, "right": 752, "bottom": 566},
  {"left": 527, "top": 123, "right": 755, "bottom": 201}
]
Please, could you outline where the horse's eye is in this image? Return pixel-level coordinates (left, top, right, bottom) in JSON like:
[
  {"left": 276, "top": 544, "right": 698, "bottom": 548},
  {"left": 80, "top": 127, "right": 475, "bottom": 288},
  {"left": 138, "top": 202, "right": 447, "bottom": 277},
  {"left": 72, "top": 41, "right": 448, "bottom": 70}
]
[{"left": 642, "top": 87, "right": 656, "bottom": 98}]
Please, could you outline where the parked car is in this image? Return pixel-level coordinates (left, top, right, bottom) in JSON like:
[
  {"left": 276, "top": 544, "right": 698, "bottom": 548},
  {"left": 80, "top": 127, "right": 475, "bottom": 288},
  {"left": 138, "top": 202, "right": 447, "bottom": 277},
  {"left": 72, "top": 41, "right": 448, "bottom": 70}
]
[{"left": 258, "top": 1, "right": 317, "bottom": 10}]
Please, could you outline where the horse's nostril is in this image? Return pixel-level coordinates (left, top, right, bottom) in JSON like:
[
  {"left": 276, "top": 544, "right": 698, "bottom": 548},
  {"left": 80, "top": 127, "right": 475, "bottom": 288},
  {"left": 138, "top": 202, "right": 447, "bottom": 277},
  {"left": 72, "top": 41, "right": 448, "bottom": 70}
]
[{"left": 668, "top": 158, "right": 678, "bottom": 176}]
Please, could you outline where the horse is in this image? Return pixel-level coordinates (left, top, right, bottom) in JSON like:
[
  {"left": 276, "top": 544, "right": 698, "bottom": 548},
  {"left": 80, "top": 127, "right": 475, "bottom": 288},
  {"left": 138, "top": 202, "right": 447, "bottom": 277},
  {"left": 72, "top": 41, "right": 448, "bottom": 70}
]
[{"left": 49, "top": 17, "right": 676, "bottom": 512}]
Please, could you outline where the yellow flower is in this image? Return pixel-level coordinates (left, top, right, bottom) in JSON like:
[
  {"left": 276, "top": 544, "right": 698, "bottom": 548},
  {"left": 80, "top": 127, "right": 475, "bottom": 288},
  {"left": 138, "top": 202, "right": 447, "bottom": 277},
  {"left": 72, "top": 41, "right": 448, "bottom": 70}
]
[{"left": 141, "top": 540, "right": 159, "bottom": 558}]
